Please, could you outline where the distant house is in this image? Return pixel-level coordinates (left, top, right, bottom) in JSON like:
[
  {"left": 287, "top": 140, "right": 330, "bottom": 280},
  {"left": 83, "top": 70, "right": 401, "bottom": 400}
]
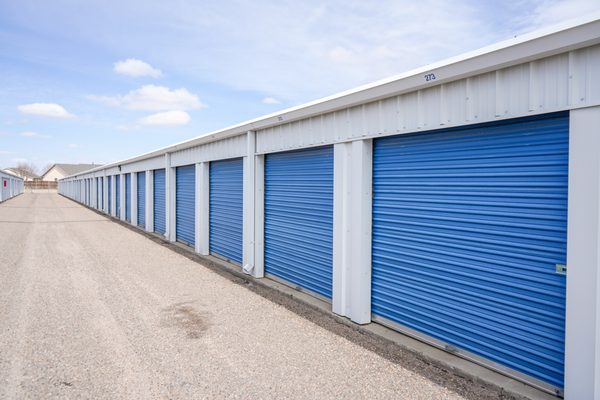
[
  {"left": 3, "top": 168, "right": 41, "bottom": 182},
  {"left": 41, "top": 164, "right": 100, "bottom": 182}
]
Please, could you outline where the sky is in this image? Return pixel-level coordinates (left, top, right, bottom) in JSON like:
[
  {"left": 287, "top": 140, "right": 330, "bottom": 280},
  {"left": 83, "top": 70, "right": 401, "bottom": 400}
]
[{"left": 0, "top": 0, "right": 598, "bottom": 173}]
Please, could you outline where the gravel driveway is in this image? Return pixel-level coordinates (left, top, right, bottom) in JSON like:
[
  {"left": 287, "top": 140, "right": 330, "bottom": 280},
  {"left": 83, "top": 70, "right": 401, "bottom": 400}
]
[{"left": 0, "top": 193, "right": 498, "bottom": 399}]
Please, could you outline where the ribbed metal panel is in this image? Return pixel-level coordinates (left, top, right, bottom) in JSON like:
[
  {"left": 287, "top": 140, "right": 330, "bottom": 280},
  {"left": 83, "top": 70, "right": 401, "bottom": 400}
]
[
  {"left": 115, "top": 175, "right": 120, "bottom": 217},
  {"left": 171, "top": 135, "right": 247, "bottom": 167},
  {"left": 209, "top": 158, "right": 243, "bottom": 264},
  {"left": 256, "top": 45, "right": 599, "bottom": 155},
  {"left": 120, "top": 155, "right": 164, "bottom": 174},
  {"left": 153, "top": 169, "right": 166, "bottom": 235},
  {"left": 125, "top": 173, "right": 131, "bottom": 223},
  {"left": 264, "top": 146, "right": 334, "bottom": 299},
  {"left": 176, "top": 165, "right": 195, "bottom": 246},
  {"left": 371, "top": 112, "right": 568, "bottom": 389},
  {"left": 100, "top": 177, "right": 104, "bottom": 210},
  {"left": 137, "top": 171, "right": 146, "bottom": 228},
  {"left": 107, "top": 176, "right": 112, "bottom": 214}
]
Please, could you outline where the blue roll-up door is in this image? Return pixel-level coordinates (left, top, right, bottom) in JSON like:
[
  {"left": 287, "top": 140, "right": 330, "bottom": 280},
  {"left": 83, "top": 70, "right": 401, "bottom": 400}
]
[
  {"left": 137, "top": 171, "right": 146, "bottom": 228},
  {"left": 153, "top": 169, "right": 166, "bottom": 235},
  {"left": 115, "top": 175, "right": 121, "bottom": 217},
  {"left": 95, "top": 178, "right": 99, "bottom": 208},
  {"left": 371, "top": 113, "right": 568, "bottom": 390},
  {"left": 125, "top": 173, "right": 131, "bottom": 222},
  {"left": 209, "top": 158, "right": 243, "bottom": 264},
  {"left": 176, "top": 165, "right": 195, "bottom": 246},
  {"left": 264, "top": 146, "right": 334, "bottom": 299},
  {"left": 100, "top": 177, "right": 104, "bottom": 210},
  {"left": 107, "top": 176, "right": 112, "bottom": 214}
]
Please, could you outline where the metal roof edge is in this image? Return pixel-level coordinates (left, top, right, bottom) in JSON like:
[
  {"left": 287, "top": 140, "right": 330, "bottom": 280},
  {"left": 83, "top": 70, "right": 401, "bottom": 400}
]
[
  {"left": 62, "top": 13, "right": 600, "bottom": 180},
  {"left": 1, "top": 169, "right": 25, "bottom": 180}
]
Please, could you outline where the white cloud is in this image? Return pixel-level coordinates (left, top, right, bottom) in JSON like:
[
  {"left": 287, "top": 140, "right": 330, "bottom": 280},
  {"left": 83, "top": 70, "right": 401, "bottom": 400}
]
[
  {"left": 116, "top": 124, "right": 140, "bottom": 131},
  {"left": 113, "top": 58, "right": 162, "bottom": 78},
  {"left": 139, "top": 110, "right": 191, "bottom": 126},
  {"left": 523, "top": 0, "right": 600, "bottom": 29},
  {"left": 67, "top": 143, "right": 82, "bottom": 149},
  {"left": 262, "top": 97, "right": 280, "bottom": 105},
  {"left": 87, "top": 85, "right": 206, "bottom": 111},
  {"left": 17, "top": 103, "right": 75, "bottom": 119},
  {"left": 21, "top": 131, "right": 50, "bottom": 139},
  {"left": 0, "top": 150, "right": 12, "bottom": 155},
  {"left": 328, "top": 46, "right": 354, "bottom": 63}
]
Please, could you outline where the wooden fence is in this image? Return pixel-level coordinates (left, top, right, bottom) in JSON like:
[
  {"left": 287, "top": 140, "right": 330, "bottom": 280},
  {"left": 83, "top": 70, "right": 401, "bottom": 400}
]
[{"left": 24, "top": 181, "right": 58, "bottom": 191}]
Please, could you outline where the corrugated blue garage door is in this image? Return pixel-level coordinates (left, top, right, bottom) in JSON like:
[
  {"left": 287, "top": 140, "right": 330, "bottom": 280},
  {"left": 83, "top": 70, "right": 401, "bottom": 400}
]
[
  {"left": 153, "top": 169, "right": 166, "bottom": 235},
  {"left": 264, "top": 146, "right": 334, "bottom": 299},
  {"left": 100, "top": 177, "right": 104, "bottom": 210},
  {"left": 95, "top": 178, "right": 99, "bottom": 209},
  {"left": 125, "top": 173, "right": 131, "bottom": 223},
  {"left": 115, "top": 175, "right": 120, "bottom": 217},
  {"left": 176, "top": 165, "right": 195, "bottom": 246},
  {"left": 371, "top": 113, "right": 568, "bottom": 390},
  {"left": 107, "top": 176, "right": 112, "bottom": 214},
  {"left": 137, "top": 172, "right": 146, "bottom": 228},
  {"left": 209, "top": 158, "right": 243, "bottom": 264}
]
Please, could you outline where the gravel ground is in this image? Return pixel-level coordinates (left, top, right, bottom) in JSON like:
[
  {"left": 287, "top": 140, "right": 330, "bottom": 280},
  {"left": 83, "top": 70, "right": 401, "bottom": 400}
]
[{"left": 0, "top": 193, "right": 508, "bottom": 399}]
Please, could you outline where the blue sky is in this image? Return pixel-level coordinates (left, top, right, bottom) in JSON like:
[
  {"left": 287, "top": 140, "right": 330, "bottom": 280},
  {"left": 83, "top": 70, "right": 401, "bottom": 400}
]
[{"left": 0, "top": 0, "right": 598, "bottom": 173}]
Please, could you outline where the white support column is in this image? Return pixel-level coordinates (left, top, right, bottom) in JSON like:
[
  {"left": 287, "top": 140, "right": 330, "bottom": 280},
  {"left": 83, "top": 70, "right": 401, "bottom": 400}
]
[
  {"left": 131, "top": 172, "right": 138, "bottom": 226},
  {"left": 243, "top": 130, "right": 260, "bottom": 276},
  {"left": 332, "top": 139, "right": 372, "bottom": 325},
  {"left": 254, "top": 154, "right": 265, "bottom": 278},
  {"left": 565, "top": 106, "right": 600, "bottom": 400},
  {"left": 166, "top": 154, "right": 176, "bottom": 242},
  {"left": 196, "top": 162, "right": 210, "bottom": 255},
  {"left": 146, "top": 170, "right": 153, "bottom": 232},
  {"left": 119, "top": 173, "right": 126, "bottom": 221}
]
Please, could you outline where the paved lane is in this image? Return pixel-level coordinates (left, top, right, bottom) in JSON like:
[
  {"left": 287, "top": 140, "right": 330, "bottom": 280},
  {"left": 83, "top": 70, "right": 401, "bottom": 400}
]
[{"left": 0, "top": 193, "right": 466, "bottom": 399}]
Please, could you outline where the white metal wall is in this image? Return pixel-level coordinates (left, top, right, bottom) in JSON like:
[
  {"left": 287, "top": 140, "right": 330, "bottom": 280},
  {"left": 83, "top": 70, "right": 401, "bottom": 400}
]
[
  {"left": 256, "top": 45, "right": 600, "bottom": 154},
  {"left": 170, "top": 135, "right": 246, "bottom": 167},
  {"left": 0, "top": 171, "right": 24, "bottom": 202}
]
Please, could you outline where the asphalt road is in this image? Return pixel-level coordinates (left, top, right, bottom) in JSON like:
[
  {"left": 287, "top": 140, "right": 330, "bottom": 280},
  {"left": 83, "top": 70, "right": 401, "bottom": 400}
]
[{"left": 0, "top": 193, "right": 476, "bottom": 399}]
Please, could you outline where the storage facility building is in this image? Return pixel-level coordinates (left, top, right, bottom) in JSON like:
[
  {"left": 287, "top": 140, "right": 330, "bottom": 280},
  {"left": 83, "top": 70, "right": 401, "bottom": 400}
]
[
  {"left": 0, "top": 170, "right": 24, "bottom": 202},
  {"left": 59, "top": 17, "right": 600, "bottom": 399}
]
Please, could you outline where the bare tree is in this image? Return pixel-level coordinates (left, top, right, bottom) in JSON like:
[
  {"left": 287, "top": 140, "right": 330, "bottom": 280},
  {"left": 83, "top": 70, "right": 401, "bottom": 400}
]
[{"left": 15, "top": 161, "right": 39, "bottom": 176}]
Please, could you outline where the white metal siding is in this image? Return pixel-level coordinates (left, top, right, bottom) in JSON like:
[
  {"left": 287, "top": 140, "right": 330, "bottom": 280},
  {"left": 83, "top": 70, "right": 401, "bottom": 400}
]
[
  {"left": 256, "top": 45, "right": 600, "bottom": 154},
  {"left": 171, "top": 135, "right": 246, "bottom": 167},
  {"left": 121, "top": 156, "right": 164, "bottom": 174}
]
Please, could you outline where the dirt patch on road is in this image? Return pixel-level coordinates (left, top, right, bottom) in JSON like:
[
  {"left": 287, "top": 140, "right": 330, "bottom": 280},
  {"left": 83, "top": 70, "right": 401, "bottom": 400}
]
[{"left": 162, "top": 302, "right": 210, "bottom": 339}]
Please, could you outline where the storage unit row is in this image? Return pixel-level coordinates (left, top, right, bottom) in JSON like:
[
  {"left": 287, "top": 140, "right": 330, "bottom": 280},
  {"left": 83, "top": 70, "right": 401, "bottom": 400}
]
[
  {"left": 0, "top": 171, "right": 24, "bottom": 202},
  {"left": 58, "top": 18, "right": 600, "bottom": 399}
]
